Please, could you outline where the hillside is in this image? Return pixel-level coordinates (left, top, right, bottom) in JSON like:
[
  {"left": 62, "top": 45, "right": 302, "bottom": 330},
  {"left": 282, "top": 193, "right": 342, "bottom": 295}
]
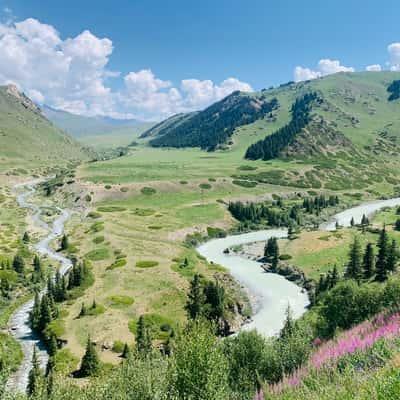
[
  {"left": 0, "top": 85, "right": 91, "bottom": 173},
  {"left": 147, "top": 71, "right": 400, "bottom": 157}
]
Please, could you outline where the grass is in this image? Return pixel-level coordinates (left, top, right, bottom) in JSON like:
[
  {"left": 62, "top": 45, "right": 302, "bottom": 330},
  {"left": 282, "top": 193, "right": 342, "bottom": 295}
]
[
  {"left": 106, "top": 295, "right": 134, "bottom": 307},
  {"left": 128, "top": 313, "right": 174, "bottom": 340}
]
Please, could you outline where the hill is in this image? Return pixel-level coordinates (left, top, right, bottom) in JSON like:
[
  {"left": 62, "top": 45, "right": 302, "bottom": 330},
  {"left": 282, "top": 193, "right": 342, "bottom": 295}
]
[
  {"left": 0, "top": 85, "right": 91, "bottom": 173},
  {"left": 147, "top": 71, "right": 400, "bottom": 156}
]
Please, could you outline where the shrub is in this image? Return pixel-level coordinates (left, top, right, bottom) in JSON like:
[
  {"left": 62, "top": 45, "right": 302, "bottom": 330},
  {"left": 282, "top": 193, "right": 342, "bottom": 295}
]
[
  {"left": 199, "top": 183, "right": 212, "bottom": 189},
  {"left": 107, "top": 295, "right": 134, "bottom": 306},
  {"left": 85, "top": 248, "right": 110, "bottom": 261},
  {"left": 97, "top": 206, "right": 127, "bottom": 212},
  {"left": 232, "top": 180, "right": 258, "bottom": 188},
  {"left": 141, "top": 187, "right": 156, "bottom": 195},
  {"left": 107, "top": 258, "right": 127, "bottom": 270},
  {"left": 135, "top": 260, "right": 159, "bottom": 268},
  {"left": 92, "top": 236, "right": 105, "bottom": 244}
]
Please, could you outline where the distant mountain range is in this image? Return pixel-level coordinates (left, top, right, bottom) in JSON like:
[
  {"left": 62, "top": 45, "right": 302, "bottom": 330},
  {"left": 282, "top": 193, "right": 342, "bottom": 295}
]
[{"left": 41, "top": 105, "right": 146, "bottom": 137}]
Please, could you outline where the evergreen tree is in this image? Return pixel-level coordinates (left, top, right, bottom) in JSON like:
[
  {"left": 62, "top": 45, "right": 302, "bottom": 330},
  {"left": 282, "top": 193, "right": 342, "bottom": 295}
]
[
  {"left": 48, "top": 335, "right": 58, "bottom": 357},
  {"left": 350, "top": 217, "right": 355, "bottom": 227},
  {"left": 376, "top": 227, "right": 390, "bottom": 282},
  {"left": 280, "top": 305, "right": 295, "bottom": 339},
  {"left": 60, "top": 234, "right": 69, "bottom": 251},
  {"left": 79, "top": 336, "right": 100, "bottom": 377},
  {"left": 27, "top": 346, "right": 43, "bottom": 396},
  {"left": 185, "top": 274, "right": 204, "bottom": 320},
  {"left": 330, "top": 264, "right": 339, "bottom": 287},
  {"left": 32, "top": 255, "right": 44, "bottom": 282},
  {"left": 79, "top": 302, "right": 87, "bottom": 317},
  {"left": 136, "top": 315, "right": 152, "bottom": 355},
  {"left": 387, "top": 239, "right": 398, "bottom": 273},
  {"left": 30, "top": 292, "right": 41, "bottom": 331},
  {"left": 361, "top": 214, "right": 369, "bottom": 226},
  {"left": 362, "top": 243, "right": 375, "bottom": 279},
  {"left": 39, "top": 295, "right": 53, "bottom": 331},
  {"left": 346, "top": 237, "right": 362, "bottom": 281},
  {"left": 395, "top": 219, "right": 400, "bottom": 231},
  {"left": 12, "top": 253, "right": 25, "bottom": 274},
  {"left": 23, "top": 231, "right": 30, "bottom": 243},
  {"left": 121, "top": 343, "right": 131, "bottom": 359}
]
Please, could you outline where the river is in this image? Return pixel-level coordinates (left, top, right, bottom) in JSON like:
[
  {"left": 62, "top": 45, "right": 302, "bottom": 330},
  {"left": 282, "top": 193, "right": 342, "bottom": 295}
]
[{"left": 6, "top": 180, "right": 72, "bottom": 393}]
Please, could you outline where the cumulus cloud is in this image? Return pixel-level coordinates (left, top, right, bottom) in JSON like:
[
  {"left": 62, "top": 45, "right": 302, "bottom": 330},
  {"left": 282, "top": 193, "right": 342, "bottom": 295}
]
[
  {"left": 294, "top": 59, "right": 354, "bottom": 82},
  {"left": 388, "top": 43, "right": 400, "bottom": 71},
  {"left": 0, "top": 17, "right": 253, "bottom": 120},
  {"left": 366, "top": 64, "right": 382, "bottom": 72}
]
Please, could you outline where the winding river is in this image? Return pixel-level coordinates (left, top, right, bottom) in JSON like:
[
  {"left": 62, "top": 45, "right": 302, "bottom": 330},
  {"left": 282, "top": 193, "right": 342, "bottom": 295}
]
[
  {"left": 6, "top": 181, "right": 72, "bottom": 393},
  {"left": 7, "top": 178, "right": 400, "bottom": 393},
  {"left": 198, "top": 196, "right": 400, "bottom": 337}
]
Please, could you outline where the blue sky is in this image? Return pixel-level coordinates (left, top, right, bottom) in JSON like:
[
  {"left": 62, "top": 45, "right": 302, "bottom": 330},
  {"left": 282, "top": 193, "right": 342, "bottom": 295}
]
[{"left": 1, "top": 0, "right": 399, "bottom": 120}]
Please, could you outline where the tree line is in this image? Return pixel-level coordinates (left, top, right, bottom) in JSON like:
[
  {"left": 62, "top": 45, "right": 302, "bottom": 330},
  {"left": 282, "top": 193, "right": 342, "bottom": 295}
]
[{"left": 245, "top": 92, "right": 319, "bottom": 160}]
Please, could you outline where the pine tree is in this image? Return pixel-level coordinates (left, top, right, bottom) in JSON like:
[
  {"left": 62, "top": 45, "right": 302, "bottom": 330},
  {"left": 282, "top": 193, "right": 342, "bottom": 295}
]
[
  {"left": 39, "top": 295, "right": 53, "bottom": 331},
  {"left": 121, "top": 343, "right": 131, "bottom": 359},
  {"left": 362, "top": 243, "right": 375, "bottom": 279},
  {"left": 79, "top": 336, "right": 100, "bottom": 377},
  {"left": 346, "top": 237, "right": 362, "bottom": 281},
  {"left": 30, "top": 292, "right": 41, "bottom": 331},
  {"left": 376, "top": 227, "right": 390, "bottom": 282},
  {"left": 60, "top": 234, "right": 69, "bottom": 251},
  {"left": 387, "top": 239, "right": 398, "bottom": 273},
  {"left": 12, "top": 254, "right": 25, "bottom": 274},
  {"left": 136, "top": 315, "right": 152, "bottom": 355},
  {"left": 361, "top": 214, "right": 369, "bottom": 226},
  {"left": 330, "top": 264, "right": 339, "bottom": 287},
  {"left": 395, "top": 219, "right": 400, "bottom": 231},
  {"left": 32, "top": 255, "right": 44, "bottom": 282},
  {"left": 280, "top": 305, "right": 295, "bottom": 339},
  {"left": 185, "top": 274, "right": 204, "bottom": 320},
  {"left": 79, "top": 302, "right": 87, "bottom": 317},
  {"left": 350, "top": 217, "right": 355, "bottom": 227},
  {"left": 27, "top": 346, "right": 43, "bottom": 396},
  {"left": 48, "top": 335, "right": 58, "bottom": 357},
  {"left": 23, "top": 231, "right": 30, "bottom": 243}
]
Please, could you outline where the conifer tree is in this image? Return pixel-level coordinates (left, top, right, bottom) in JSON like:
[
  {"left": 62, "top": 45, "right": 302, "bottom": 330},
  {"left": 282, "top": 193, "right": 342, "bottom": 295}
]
[
  {"left": 27, "top": 346, "right": 43, "bottom": 396},
  {"left": 350, "top": 217, "right": 355, "bottom": 227},
  {"left": 121, "top": 343, "right": 131, "bottom": 359},
  {"left": 48, "top": 334, "right": 58, "bottom": 357},
  {"left": 330, "top": 264, "right": 339, "bottom": 287},
  {"left": 387, "top": 239, "right": 398, "bottom": 273},
  {"left": 79, "top": 302, "right": 87, "bottom": 317},
  {"left": 30, "top": 292, "right": 41, "bottom": 331},
  {"left": 23, "top": 231, "right": 30, "bottom": 244},
  {"left": 376, "top": 227, "right": 390, "bottom": 282},
  {"left": 362, "top": 242, "right": 375, "bottom": 279},
  {"left": 60, "top": 234, "right": 69, "bottom": 251},
  {"left": 136, "top": 315, "right": 152, "bottom": 355},
  {"left": 185, "top": 274, "right": 204, "bottom": 320},
  {"left": 346, "top": 237, "right": 362, "bottom": 281},
  {"left": 280, "top": 305, "right": 295, "bottom": 339},
  {"left": 79, "top": 336, "right": 100, "bottom": 377},
  {"left": 39, "top": 295, "right": 53, "bottom": 331},
  {"left": 13, "top": 253, "right": 25, "bottom": 274},
  {"left": 395, "top": 219, "right": 400, "bottom": 231}
]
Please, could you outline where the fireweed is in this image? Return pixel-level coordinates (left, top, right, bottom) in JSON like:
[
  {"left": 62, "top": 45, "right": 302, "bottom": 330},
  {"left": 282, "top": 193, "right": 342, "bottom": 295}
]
[{"left": 271, "top": 311, "right": 400, "bottom": 394}]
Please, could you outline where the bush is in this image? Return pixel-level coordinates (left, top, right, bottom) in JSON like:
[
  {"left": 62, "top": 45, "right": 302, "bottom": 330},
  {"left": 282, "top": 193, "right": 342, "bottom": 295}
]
[
  {"left": 141, "top": 187, "right": 156, "bottom": 195},
  {"left": 97, "top": 206, "right": 127, "bottom": 212},
  {"left": 199, "top": 183, "right": 212, "bottom": 190},
  {"left": 232, "top": 180, "right": 258, "bottom": 188},
  {"left": 135, "top": 260, "right": 159, "bottom": 268},
  {"left": 85, "top": 248, "right": 110, "bottom": 261},
  {"left": 107, "top": 295, "right": 134, "bottom": 306},
  {"left": 93, "top": 236, "right": 105, "bottom": 244}
]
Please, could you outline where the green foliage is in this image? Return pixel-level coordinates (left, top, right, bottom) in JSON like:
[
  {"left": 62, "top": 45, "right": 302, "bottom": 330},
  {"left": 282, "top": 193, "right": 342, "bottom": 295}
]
[
  {"left": 85, "top": 248, "right": 110, "bottom": 261},
  {"left": 199, "top": 183, "right": 212, "bottom": 190},
  {"left": 92, "top": 235, "right": 105, "bottom": 244},
  {"left": 135, "top": 260, "right": 159, "bottom": 268},
  {"left": 387, "top": 79, "right": 400, "bottom": 101},
  {"left": 140, "top": 187, "right": 156, "bottom": 195},
  {"left": 106, "top": 295, "right": 134, "bottom": 306},
  {"left": 106, "top": 258, "right": 127, "bottom": 270},
  {"left": 232, "top": 179, "right": 258, "bottom": 188},
  {"left": 129, "top": 313, "right": 174, "bottom": 340}
]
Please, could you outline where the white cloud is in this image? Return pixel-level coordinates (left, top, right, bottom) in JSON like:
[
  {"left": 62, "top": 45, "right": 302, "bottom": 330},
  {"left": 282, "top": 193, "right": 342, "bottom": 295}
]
[
  {"left": 0, "top": 17, "right": 253, "bottom": 120},
  {"left": 366, "top": 64, "right": 382, "bottom": 72},
  {"left": 388, "top": 43, "right": 400, "bottom": 71},
  {"left": 294, "top": 59, "right": 354, "bottom": 82}
]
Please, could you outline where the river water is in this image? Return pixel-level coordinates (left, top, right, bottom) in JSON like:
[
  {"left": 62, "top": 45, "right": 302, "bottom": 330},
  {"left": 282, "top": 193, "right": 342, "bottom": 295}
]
[
  {"left": 7, "top": 180, "right": 400, "bottom": 392},
  {"left": 6, "top": 181, "right": 72, "bottom": 393}
]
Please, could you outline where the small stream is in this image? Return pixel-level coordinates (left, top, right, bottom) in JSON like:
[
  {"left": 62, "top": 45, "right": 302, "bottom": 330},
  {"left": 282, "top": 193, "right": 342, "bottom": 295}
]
[{"left": 6, "top": 180, "right": 72, "bottom": 393}]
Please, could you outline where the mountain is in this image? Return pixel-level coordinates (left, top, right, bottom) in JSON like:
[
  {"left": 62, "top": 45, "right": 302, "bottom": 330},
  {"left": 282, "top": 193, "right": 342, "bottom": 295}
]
[
  {"left": 42, "top": 105, "right": 144, "bottom": 137},
  {"left": 0, "top": 85, "right": 91, "bottom": 172},
  {"left": 146, "top": 71, "right": 400, "bottom": 160},
  {"left": 42, "top": 106, "right": 154, "bottom": 149}
]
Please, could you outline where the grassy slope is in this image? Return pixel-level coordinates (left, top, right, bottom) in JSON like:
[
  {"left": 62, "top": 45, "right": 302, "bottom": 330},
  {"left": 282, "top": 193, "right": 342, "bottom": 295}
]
[{"left": 0, "top": 86, "right": 90, "bottom": 173}]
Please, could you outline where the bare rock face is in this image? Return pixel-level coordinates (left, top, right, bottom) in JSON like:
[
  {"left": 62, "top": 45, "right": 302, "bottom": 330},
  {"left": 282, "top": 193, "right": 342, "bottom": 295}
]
[{"left": 6, "top": 84, "right": 41, "bottom": 114}]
